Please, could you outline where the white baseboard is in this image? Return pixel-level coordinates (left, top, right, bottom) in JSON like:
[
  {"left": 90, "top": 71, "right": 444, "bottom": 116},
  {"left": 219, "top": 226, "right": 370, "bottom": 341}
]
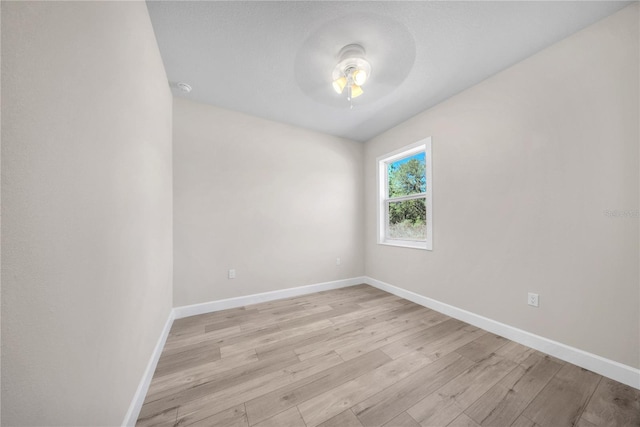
[
  {"left": 122, "top": 309, "right": 175, "bottom": 427},
  {"left": 173, "top": 276, "right": 366, "bottom": 319},
  {"left": 364, "top": 276, "right": 640, "bottom": 390}
]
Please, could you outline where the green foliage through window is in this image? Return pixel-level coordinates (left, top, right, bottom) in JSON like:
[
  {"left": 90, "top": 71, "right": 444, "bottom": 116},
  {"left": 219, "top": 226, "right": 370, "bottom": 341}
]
[
  {"left": 388, "top": 154, "right": 426, "bottom": 197},
  {"left": 386, "top": 153, "right": 426, "bottom": 240}
]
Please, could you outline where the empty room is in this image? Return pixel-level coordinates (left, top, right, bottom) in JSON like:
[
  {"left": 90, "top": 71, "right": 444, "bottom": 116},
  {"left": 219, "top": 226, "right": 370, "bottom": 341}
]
[{"left": 1, "top": 1, "right": 639, "bottom": 426}]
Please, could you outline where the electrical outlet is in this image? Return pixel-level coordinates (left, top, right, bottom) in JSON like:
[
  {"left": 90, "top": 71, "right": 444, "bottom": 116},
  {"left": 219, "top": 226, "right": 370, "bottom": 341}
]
[
  {"left": 527, "top": 292, "right": 539, "bottom": 307},
  {"left": 336, "top": 257, "right": 341, "bottom": 266},
  {"left": 228, "top": 269, "right": 236, "bottom": 279}
]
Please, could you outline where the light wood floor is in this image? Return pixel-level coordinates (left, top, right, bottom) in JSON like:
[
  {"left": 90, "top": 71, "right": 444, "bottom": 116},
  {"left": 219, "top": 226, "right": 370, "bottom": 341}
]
[{"left": 137, "top": 285, "right": 640, "bottom": 427}]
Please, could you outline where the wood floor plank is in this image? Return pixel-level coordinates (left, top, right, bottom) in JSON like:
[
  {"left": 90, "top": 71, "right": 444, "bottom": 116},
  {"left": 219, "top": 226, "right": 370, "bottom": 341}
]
[
  {"left": 493, "top": 341, "right": 537, "bottom": 364},
  {"left": 245, "top": 350, "right": 391, "bottom": 426},
  {"left": 415, "top": 326, "right": 487, "bottom": 362},
  {"left": 163, "top": 325, "right": 243, "bottom": 353},
  {"left": 172, "top": 306, "right": 252, "bottom": 329},
  {"left": 335, "top": 309, "right": 448, "bottom": 361},
  {"left": 174, "top": 351, "right": 343, "bottom": 426},
  {"left": 366, "top": 304, "right": 440, "bottom": 326},
  {"left": 145, "top": 350, "right": 259, "bottom": 402},
  {"left": 177, "top": 404, "right": 248, "bottom": 427},
  {"left": 153, "top": 342, "right": 221, "bottom": 378},
  {"left": 205, "top": 325, "right": 281, "bottom": 350},
  {"left": 294, "top": 321, "right": 398, "bottom": 361},
  {"left": 380, "top": 317, "right": 467, "bottom": 359},
  {"left": 511, "top": 415, "right": 541, "bottom": 427},
  {"left": 522, "top": 364, "right": 601, "bottom": 427},
  {"left": 274, "top": 305, "right": 360, "bottom": 331},
  {"left": 447, "top": 413, "right": 481, "bottom": 427},
  {"left": 161, "top": 335, "right": 223, "bottom": 359},
  {"left": 231, "top": 304, "right": 336, "bottom": 333},
  {"left": 493, "top": 341, "right": 565, "bottom": 371},
  {"left": 352, "top": 352, "right": 474, "bottom": 426},
  {"left": 135, "top": 407, "right": 177, "bottom": 427},
  {"left": 255, "top": 320, "right": 364, "bottom": 360},
  {"left": 137, "top": 285, "right": 634, "bottom": 427},
  {"left": 297, "top": 350, "right": 434, "bottom": 427},
  {"left": 337, "top": 322, "right": 436, "bottom": 362},
  {"left": 171, "top": 308, "right": 257, "bottom": 338},
  {"left": 454, "top": 332, "right": 509, "bottom": 362},
  {"left": 256, "top": 301, "right": 313, "bottom": 316},
  {"left": 333, "top": 291, "right": 395, "bottom": 307},
  {"left": 295, "top": 332, "right": 369, "bottom": 361},
  {"left": 165, "top": 324, "right": 206, "bottom": 341},
  {"left": 242, "top": 296, "right": 316, "bottom": 313},
  {"left": 354, "top": 294, "right": 408, "bottom": 308},
  {"left": 406, "top": 354, "right": 517, "bottom": 426},
  {"left": 579, "top": 377, "right": 640, "bottom": 427},
  {"left": 286, "top": 293, "right": 378, "bottom": 314},
  {"left": 252, "top": 407, "right": 306, "bottom": 427},
  {"left": 317, "top": 409, "right": 364, "bottom": 427},
  {"left": 382, "top": 412, "right": 421, "bottom": 427},
  {"left": 328, "top": 301, "right": 423, "bottom": 327},
  {"left": 575, "top": 418, "right": 598, "bottom": 427},
  {"left": 202, "top": 317, "right": 251, "bottom": 333},
  {"left": 464, "top": 353, "right": 563, "bottom": 426},
  {"left": 139, "top": 351, "right": 300, "bottom": 419},
  {"left": 263, "top": 302, "right": 334, "bottom": 318},
  {"left": 220, "top": 318, "right": 335, "bottom": 357}
]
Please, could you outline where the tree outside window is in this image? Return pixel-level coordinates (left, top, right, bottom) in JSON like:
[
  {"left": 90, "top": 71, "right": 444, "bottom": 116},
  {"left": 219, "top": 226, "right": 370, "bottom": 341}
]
[{"left": 377, "top": 139, "right": 432, "bottom": 250}]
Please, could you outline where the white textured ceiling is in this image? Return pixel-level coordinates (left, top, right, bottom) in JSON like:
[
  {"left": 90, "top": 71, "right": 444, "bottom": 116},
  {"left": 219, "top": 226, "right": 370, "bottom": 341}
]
[{"left": 147, "top": 1, "right": 630, "bottom": 142}]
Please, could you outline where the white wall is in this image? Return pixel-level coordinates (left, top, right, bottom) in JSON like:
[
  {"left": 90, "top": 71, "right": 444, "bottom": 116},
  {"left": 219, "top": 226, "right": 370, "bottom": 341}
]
[
  {"left": 173, "top": 98, "right": 364, "bottom": 306},
  {"left": 1, "top": 2, "right": 173, "bottom": 425},
  {"left": 364, "top": 4, "right": 639, "bottom": 369}
]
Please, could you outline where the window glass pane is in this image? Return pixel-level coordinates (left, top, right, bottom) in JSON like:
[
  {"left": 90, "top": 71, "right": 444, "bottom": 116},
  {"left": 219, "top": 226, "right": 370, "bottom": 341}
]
[
  {"left": 387, "top": 152, "right": 426, "bottom": 197},
  {"left": 387, "top": 198, "right": 426, "bottom": 239}
]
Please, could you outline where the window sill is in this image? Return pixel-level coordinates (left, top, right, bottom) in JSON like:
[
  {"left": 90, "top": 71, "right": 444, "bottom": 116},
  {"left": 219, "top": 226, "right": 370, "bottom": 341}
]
[{"left": 378, "top": 239, "right": 431, "bottom": 250}]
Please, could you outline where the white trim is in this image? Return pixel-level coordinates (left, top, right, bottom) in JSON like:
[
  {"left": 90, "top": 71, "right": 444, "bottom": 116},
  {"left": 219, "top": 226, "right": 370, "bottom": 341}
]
[
  {"left": 173, "top": 277, "right": 366, "bottom": 319},
  {"left": 384, "top": 192, "right": 428, "bottom": 204},
  {"left": 364, "top": 276, "right": 640, "bottom": 390},
  {"left": 122, "top": 309, "right": 175, "bottom": 427},
  {"left": 378, "top": 239, "right": 428, "bottom": 250},
  {"left": 378, "top": 140, "right": 427, "bottom": 163}
]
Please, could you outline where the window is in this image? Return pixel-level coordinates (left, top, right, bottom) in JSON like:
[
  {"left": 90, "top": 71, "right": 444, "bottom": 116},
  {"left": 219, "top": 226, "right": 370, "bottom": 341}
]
[{"left": 377, "top": 138, "right": 432, "bottom": 250}]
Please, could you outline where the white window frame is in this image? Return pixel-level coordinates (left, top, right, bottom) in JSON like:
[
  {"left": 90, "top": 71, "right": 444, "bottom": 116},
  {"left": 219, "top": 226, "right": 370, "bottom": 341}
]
[{"left": 377, "top": 137, "right": 433, "bottom": 250}]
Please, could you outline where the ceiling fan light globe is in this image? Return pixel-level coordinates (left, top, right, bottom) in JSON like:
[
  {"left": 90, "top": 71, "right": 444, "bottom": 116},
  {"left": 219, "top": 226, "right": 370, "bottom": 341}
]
[
  {"left": 332, "top": 76, "right": 347, "bottom": 94},
  {"left": 350, "top": 84, "right": 364, "bottom": 98},
  {"left": 353, "top": 69, "right": 368, "bottom": 86}
]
